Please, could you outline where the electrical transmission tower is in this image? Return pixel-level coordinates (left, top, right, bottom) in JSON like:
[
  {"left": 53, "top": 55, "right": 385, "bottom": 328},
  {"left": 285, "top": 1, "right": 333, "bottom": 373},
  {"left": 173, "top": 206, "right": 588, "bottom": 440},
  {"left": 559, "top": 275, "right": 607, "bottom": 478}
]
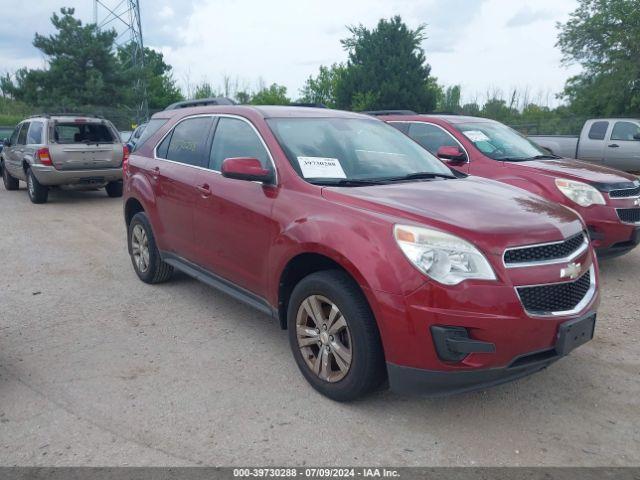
[{"left": 93, "top": 0, "right": 149, "bottom": 124}]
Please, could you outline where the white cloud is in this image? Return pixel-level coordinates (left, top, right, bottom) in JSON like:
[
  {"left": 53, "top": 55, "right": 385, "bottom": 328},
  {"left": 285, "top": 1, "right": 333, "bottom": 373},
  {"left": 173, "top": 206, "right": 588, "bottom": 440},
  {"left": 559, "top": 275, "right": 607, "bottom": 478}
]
[{"left": 0, "top": 0, "right": 582, "bottom": 107}]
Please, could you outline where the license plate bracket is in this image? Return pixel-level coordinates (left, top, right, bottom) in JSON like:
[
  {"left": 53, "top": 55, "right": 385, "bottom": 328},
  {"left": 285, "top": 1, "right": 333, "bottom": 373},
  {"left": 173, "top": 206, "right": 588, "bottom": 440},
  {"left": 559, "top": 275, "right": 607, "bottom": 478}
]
[{"left": 556, "top": 314, "right": 596, "bottom": 356}]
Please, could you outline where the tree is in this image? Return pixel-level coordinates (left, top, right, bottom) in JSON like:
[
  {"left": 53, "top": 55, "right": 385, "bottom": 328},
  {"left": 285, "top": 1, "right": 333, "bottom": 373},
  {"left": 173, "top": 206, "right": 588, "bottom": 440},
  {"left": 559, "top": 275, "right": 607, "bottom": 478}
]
[
  {"left": 192, "top": 81, "right": 218, "bottom": 100},
  {"left": 298, "top": 64, "right": 345, "bottom": 107},
  {"left": 557, "top": 0, "right": 640, "bottom": 115},
  {"left": 438, "top": 85, "right": 462, "bottom": 113},
  {"left": 117, "top": 44, "right": 183, "bottom": 109},
  {"left": 249, "top": 83, "right": 290, "bottom": 105},
  {"left": 7, "top": 8, "right": 127, "bottom": 107},
  {"left": 334, "top": 16, "right": 438, "bottom": 112}
]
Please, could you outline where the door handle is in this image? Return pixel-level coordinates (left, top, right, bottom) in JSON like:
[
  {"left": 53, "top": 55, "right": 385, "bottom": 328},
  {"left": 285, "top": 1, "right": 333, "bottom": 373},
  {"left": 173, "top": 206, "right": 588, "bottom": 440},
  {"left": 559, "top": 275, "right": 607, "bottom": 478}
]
[
  {"left": 150, "top": 166, "right": 160, "bottom": 179},
  {"left": 196, "top": 183, "right": 211, "bottom": 196},
  {"left": 608, "top": 144, "right": 620, "bottom": 148}
]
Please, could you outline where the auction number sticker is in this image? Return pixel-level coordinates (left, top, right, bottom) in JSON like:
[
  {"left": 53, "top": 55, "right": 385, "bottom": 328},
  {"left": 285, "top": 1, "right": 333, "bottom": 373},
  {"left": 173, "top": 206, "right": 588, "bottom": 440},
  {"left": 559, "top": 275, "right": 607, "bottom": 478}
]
[
  {"left": 297, "top": 157, "right": 347, "bottom": 179},
  {"left": 462, "top": 130, "right": 490, "bottom": 142}
]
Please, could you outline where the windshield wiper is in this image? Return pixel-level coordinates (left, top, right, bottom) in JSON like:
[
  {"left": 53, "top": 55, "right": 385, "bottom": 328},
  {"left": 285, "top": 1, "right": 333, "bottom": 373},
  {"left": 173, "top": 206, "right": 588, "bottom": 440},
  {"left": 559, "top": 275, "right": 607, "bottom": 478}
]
[
  {"left": 528, "top": 154, "right": 561, "bottom": 160},
  {"left": 309, "top": 178, "right": 388, "bottom": 187},
  {"left": 383, "top": 171, "right": 457, "bottom": 182}
]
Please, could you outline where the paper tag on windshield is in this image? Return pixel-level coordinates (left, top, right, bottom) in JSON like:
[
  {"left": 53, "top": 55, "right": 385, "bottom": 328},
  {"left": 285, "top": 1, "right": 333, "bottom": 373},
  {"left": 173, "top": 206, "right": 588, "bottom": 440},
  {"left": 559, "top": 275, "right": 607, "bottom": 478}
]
[
  {"left": 297, "top": 157, "right": 346, "bottom": 179},
  {"left": 463, "top": 130, "right": 490, "bottom": 142}
]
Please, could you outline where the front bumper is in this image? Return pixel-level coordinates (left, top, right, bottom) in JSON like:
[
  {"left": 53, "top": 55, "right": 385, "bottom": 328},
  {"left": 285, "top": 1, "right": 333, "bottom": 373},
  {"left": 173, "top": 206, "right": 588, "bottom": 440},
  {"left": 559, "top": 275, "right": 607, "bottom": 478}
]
[
  {"left": 387, "top": 312, "right": 596, "bottom": 396},
  {"left": 31, "top": 164, "right": 122, "bottom": 186},
  {"left": 592, "top": 226, "right": 640, "bottom": 258}
]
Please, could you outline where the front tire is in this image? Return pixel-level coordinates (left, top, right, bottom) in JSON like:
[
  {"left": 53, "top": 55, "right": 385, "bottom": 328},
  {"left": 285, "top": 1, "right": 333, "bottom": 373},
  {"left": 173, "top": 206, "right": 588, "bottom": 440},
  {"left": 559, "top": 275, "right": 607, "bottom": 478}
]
[
  {"left": 106, "top": 181, "right": 123, "bottom": 198},
  {"left": 128, "top": 212, "right": 173, "bottom": 284},
  {"left": 26, "top": 168, "right": 48, "bottom": 204},
  {"left": 2, "top": 162, "right": 19, "bottom": 191},
  {"left": 287, "top": 270, "right": 386, "bottom": 401}
]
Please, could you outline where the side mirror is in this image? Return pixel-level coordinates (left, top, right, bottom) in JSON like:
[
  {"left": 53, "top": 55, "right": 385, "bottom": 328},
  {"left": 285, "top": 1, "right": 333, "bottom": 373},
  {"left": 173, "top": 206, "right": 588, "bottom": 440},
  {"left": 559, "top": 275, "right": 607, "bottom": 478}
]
[
  {"left": 633, "top": 133, "right": 640, "bottom": 141},
  {"left": 2, "top": 138, "right": 9, "bottom": 147},
  {"left": 221, "top": 157, "right": 274, "bottom": 184},
  {"left": 437, "top": 145, "right": 467, "bottom": 164}
]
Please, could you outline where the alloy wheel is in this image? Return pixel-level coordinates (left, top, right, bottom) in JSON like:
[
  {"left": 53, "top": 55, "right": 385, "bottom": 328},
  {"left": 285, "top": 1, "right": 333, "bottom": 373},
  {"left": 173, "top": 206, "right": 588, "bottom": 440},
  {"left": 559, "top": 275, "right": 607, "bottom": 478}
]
[
  {"left": 296, "top": 295, "right": 352, "bottom": 382},
  {"left": 131, "top": 224, "right": 150, "bottom": 273}
]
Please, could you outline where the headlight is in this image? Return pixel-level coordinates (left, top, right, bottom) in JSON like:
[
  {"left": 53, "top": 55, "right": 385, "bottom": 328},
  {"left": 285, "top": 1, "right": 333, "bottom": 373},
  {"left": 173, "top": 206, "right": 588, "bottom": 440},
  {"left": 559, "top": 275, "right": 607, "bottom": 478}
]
[
  {"left": 394, "top": 225, "right": 496, "bottom": 285},
  {"left": 555, "top": 179, "right": 605, "bottom": 207}
]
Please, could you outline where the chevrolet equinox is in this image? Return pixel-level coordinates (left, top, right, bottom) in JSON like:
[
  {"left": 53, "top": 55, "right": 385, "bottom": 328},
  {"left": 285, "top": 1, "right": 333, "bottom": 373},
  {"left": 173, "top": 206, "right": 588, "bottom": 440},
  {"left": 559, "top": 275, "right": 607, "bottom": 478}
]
[{"left": 123, "top": 106, "right": 599, "bottom": 401}]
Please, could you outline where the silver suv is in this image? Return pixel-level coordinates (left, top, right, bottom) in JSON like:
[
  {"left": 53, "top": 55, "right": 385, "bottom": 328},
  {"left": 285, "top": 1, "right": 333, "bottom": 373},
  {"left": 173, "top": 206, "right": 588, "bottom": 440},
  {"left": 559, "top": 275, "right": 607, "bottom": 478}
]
[{"left": 0, "top": 114, "right": 125, "bottom": 203}]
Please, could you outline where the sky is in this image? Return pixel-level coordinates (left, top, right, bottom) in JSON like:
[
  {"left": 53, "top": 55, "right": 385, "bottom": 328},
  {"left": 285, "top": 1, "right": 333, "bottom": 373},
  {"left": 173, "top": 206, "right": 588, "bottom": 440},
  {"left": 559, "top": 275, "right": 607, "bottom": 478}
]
[{"left": 0, "top": 0, "right": 582, "bottom": 106}]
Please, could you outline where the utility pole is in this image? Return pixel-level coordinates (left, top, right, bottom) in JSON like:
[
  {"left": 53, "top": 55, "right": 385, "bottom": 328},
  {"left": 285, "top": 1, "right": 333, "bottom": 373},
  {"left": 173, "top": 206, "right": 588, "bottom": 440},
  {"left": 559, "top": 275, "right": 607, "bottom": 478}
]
[{"left": 93, "top": 0, "right": 149, "bottom": 125}]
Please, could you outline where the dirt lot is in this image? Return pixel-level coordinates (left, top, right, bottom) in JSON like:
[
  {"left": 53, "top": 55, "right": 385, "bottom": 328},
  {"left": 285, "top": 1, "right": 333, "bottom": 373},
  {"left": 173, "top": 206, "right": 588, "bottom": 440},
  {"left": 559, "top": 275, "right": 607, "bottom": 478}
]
[{"left": 0, "top": 185, "right": 639, "bottom": 467}]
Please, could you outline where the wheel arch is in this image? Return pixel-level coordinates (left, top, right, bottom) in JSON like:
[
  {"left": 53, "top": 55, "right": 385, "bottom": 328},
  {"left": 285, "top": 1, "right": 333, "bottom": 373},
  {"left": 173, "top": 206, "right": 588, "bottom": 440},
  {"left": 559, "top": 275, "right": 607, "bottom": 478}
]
[{"left": 276, "top": 250, "right": 373, "bottom": 330}]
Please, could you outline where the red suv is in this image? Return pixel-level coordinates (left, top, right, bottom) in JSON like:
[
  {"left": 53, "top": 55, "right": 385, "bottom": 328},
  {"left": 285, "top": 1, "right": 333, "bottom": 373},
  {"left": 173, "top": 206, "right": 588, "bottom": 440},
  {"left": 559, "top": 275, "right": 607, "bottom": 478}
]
[
  {"left": 123, "top": 106, "right": 599, "bottom": 401},
  {"left": 381, "top": 113, "right": 640, "bottom": 258}
]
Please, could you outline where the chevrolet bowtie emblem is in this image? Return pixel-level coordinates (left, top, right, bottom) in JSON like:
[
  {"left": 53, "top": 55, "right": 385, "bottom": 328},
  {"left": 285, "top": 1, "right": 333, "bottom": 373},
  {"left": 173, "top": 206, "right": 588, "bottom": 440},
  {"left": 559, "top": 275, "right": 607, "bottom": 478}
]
[
  {"left": 561, "top": 262, "right": 581, "bottom": 280},
  {"left": 634, "top": 198, "right": 640, "bottom": 206}
]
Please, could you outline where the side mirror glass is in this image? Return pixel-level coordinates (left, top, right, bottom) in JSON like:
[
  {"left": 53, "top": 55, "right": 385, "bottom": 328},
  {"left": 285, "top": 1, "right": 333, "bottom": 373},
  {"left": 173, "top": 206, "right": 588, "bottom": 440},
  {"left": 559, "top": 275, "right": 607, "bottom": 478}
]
[
  {"left": 436, "top": 145, "right": 467, "bottom": 164},
  {"left": 221, "top": 157, "right": 274, "bottom": 184}
]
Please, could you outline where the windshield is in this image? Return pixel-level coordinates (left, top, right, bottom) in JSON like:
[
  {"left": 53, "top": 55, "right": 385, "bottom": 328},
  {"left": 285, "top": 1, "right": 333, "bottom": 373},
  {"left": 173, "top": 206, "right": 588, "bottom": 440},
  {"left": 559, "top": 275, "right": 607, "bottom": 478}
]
[
  {"left": 267, "top": 117, "right": 453, "bottom": 184},
  {"left": 455, "top": 121, "right": 547, "bottom": 161}
]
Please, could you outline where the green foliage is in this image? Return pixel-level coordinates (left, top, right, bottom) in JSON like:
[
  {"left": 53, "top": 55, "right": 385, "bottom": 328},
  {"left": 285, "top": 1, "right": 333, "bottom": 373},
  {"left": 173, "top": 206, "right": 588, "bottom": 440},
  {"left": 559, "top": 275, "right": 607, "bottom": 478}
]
[
  {"left": 334, "top": 16, "right": 438, "bottom": 112},
  {"left": 193, "top": 82, "right": 219, "bottom": 100},
  {"left": 249, "top": 83, "right": 290, "bottom": 105},
  {"left": 557, "top": 0, "right": 640, "bottom": 115},
  {"left": 299, "top": 64, "right": 345, "bottom": 107},
  {"left": 3, "top": 7, "right": 183, "bottom": 116},
  {"left": 438, "top": 85, "right": 462, "bottom": 113},
  {"left": 117, "top": 44, "right": 183, "bottom": 109}
]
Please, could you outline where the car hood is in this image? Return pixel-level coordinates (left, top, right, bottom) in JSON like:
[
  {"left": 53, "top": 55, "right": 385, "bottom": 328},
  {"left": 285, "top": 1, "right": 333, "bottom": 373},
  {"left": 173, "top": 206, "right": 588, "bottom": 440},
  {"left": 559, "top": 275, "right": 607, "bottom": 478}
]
[
  {"left": 512, "top": 158, "right": 637, "bottom": 185},
  {"left": 321, "top": 177, "right": 583, "bottom": 255}
]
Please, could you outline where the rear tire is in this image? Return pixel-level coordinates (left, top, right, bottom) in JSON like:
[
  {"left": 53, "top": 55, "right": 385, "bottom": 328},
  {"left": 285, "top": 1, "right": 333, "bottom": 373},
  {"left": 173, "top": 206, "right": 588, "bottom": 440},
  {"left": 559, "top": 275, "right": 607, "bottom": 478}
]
[
  {"left": 287, "top": 270, "right": 386, "bottom": 401},
  {"left": 2, "top": 162, "right": 19, "bottom": 191},
  {"left": 128, "top": 212, "right": 173, "bottom": 284},
  {"left": 106, "top": 181, "right": 123, "bottom": 198},
  {"left": 26, "top": 168, "right": 48, "bottom": 204}
]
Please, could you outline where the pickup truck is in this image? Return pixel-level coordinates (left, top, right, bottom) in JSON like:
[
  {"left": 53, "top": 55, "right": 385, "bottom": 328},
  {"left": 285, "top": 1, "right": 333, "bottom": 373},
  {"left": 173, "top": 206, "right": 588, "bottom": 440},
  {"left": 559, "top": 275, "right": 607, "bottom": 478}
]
[
  {"left": 528, "top": 118, "right": 640, "bottom": 173},
  {"left": 379, "top": 113, "right": 640, "bottom": 258}
]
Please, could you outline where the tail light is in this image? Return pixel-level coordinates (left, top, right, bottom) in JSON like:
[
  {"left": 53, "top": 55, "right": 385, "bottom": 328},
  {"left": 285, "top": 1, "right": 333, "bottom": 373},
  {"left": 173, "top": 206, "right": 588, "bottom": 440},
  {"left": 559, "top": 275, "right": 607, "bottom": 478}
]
[
  {"left": 122, "top": 144, "right": 130, "bottom": 173},
  {"left": 36, "top": 147, "right": 53, "bottom": 167}
]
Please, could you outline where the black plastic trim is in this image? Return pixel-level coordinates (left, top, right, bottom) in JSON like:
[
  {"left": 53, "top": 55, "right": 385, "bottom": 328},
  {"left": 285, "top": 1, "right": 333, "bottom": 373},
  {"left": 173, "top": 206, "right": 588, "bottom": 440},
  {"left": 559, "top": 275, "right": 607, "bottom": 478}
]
[{"left": 161, "top": 252, "right": 277, "bottom": 319}]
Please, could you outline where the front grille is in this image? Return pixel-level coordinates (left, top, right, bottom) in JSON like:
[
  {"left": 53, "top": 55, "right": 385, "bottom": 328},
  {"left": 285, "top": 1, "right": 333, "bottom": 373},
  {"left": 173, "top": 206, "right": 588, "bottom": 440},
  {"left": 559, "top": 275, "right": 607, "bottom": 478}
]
[
  {"left": 504, "top": 232, "right": 586, "bottom": 266},
  {"left": 617, "top": 208, "right": 640, "bottom": 224},
  {"left": 516, "top": 269, "right": 592, "bottom": 315},
  {"left": 609, "top": 185, "right": 640, "bottom": 198}
]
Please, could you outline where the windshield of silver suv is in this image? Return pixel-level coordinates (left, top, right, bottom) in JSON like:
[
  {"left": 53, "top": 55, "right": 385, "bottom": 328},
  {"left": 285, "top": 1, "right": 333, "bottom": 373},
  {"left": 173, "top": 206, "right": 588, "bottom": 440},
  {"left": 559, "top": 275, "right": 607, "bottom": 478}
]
[
  {"left": 455, "top": 121, "right": 552, "bottom": 161},
  {"left": 267, "top": 117, "right": 454, "bottom": 185}
]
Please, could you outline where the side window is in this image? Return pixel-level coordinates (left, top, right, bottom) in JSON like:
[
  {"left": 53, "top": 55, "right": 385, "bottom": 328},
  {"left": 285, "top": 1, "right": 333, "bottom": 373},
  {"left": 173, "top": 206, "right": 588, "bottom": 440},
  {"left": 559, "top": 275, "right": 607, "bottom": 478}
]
[
  {"left": 26, "top": 122, "right": 44, "bottom": 145},
  {"left": 209, "top": 117, "right": 270, "bottom": 171},
  {"left": 156, "top": 131, "right": 172, "bottom": 159},
  {"left": 407, "top": 122, "right": 460, "bottom": 154},
  {"left": 162, "top": 117, "right": 213, "bottom": 167},
  {"left": 611, "top": 121, "right": 640, "bottom": 141},
  {"left": 9, "top": 124, "right": 21, "bottom": 145},
  {"left": 588, "top": 121, "right": 609, "bottom": 140},
  {"left": 17, "top": 122, "right": 29, "bottom": 145}
]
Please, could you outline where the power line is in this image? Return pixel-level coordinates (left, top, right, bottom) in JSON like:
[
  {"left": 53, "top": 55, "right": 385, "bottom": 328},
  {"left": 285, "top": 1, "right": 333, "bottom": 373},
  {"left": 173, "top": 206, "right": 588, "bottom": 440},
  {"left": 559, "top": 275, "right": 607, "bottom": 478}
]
[{"left": 93, "top": 0, "right": 149, "bottom": 124}]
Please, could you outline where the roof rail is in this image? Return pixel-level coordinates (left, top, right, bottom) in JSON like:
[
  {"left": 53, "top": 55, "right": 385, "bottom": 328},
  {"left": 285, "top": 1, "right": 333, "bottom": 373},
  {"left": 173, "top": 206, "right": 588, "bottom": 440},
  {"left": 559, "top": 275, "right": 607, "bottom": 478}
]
[
  {"left": 289, "top": 102, "right": 328, "bottom": 108},
  {"left": 362, "top": 110, "right": 417, "bottom": 116},
  {"left": 164, "top": 97, "right": 236, "bottom": 110},
  {"left": 27, "top": 113, "right": 105, "bottom": 119}
]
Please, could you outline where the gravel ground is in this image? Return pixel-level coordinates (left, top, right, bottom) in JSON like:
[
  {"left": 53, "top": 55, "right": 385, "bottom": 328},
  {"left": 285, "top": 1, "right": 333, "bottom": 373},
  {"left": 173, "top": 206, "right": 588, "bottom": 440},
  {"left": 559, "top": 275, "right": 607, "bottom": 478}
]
[{"left": 0, "top": 185, "right": 639, "bottom": 467}]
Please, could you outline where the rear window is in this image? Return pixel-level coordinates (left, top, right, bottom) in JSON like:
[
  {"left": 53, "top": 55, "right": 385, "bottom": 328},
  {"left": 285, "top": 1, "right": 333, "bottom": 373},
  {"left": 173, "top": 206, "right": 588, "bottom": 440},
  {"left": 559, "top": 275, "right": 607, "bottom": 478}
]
[
  {"left": 131, "top": 119, "right": 168, "bottom": 151},
  {"left": 53, "top": 122, "right": 115, "bottom": 144},
  {"left": 588, "top": 121, "right": 609, "bottom": 140}
]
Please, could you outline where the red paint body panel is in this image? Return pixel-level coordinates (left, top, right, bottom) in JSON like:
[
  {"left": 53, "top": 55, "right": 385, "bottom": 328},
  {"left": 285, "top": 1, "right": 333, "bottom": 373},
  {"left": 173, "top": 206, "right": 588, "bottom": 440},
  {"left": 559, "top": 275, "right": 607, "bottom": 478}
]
[
  {"left": 382, "top": 114, "right": 640, "bottom": 253},
  {"left": 124, "top": 106, "right": 601, "bottom": 384}
]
